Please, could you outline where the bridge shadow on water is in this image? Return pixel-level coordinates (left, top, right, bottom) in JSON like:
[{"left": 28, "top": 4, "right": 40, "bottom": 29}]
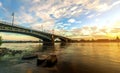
[{"left": 39, "top": 42, "right": 69, "bottom": 52}]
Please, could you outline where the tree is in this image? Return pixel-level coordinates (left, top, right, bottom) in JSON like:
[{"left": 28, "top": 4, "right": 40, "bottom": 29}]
[{"left": 116, "top": 36, "right": 119, "bottom": 40}]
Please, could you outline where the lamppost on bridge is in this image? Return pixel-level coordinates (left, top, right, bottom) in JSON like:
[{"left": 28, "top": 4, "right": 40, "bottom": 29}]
[
  {"left": 12, "top": 12, "right": 14, "bottom": 26},
  {"left": 52, "top": 27, "right": 54, "bottom": 34},
  {"left": 41, "top": 24, "right": 43, "bottom": 31}
]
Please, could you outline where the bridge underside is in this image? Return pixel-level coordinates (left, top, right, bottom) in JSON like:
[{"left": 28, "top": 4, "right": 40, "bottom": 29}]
[
  {"left": 0, "top": 30, "right": 69, "bottom": 46},
  {"left": 0, "top": 22, "right": 70, "bottom": 46}
]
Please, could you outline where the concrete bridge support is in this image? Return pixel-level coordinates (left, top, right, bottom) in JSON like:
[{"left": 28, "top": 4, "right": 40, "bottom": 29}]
[
  {"left": 43, "top": 41, "right": 54, "bottom": 46},
  {"left": 42, "top": 35, "right": 55, "bottom": 46},
  {"left": 42, "top": 36, "right": 69, "bottom": 46}
]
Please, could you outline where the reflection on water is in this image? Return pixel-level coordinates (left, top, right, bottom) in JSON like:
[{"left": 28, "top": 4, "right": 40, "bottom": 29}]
[
  {"left": 0, "top": 42, "right": 120, "bottom": 73},
  {"left": 1, "top": 43, "right": 42, "bottom": 51}
]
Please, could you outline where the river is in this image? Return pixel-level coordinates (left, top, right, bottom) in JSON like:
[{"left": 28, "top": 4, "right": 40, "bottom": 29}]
[{"left": 0, "top": 42, "right": 120, "bottom": 73}]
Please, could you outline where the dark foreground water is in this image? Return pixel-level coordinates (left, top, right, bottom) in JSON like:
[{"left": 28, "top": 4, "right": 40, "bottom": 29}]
[{"left": 0, "top": 42, "right": 120, "bottom": 73}]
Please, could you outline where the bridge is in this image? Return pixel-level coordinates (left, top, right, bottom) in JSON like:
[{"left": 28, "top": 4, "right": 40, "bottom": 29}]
[{"left": 0, "top": 21, "right": 71, "bottom": 46}]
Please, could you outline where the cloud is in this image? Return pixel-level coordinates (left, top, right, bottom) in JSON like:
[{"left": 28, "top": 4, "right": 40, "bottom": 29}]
[
  {"left": 2, "top": 0, "right": 119, "bottom": 22},
  {"left": 109, "top": 21, "right": 120, "bottom": 33},
  {"left": 32, "top": 0, "right": 40, "bottom": 3},
  {"left": 70, "top": 6, "right": 78, "bottom": 11},
  {"left": 82, "top": 0, "right": 120, "bottom": 12},
  {"left": 16, "top": 0, "right": 118, "bottom": 26},
  {"left": 76, "top": 21, "right": 82, "bottom": 24},
  {"left": 110, "top": 28, "right": 120, "bottom": 33},
  {"left": 68, "top": 19, "right": 76, "bottom": 23},
  {"left": 113, "top": 21, "right": 120, "bottom": 28},
  {"left": 63, "top": 23, "right": 71, "bottom": 26},
  {"left": 27, "top": 0, "right": 86, "bottom": 19},
  {"left": 96, "top": 3, "right": 109, "bottom": 12},
  {"left": 17, "top": 12, "right": 37, "bottom": 24},
  {"left": 0, "top": 1, "right": 7, "bottom": 13},
  {"left": 69, "top": 19, "right": 120, "bottom": 38},
  {"left": 1, "top": 0, "right": 119, "bottom": 39},
  {"left": 87, "top": 14, "right": 95, "bottom": 18},
  {"left": 95, "top": 0, "right": 120, "bottom": 12},
  {"left": 31, "top": 20, "right": 55, "bottom": 33},
  {"left": 0, "top": 2, "right": 2, "bottom": 7},
  {"left": 110, "top": 0, "right": 120, "bottom": 8}
]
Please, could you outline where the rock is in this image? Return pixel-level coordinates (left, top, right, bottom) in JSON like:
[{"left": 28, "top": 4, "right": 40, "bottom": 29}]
[
  {"left": 22, "top": 54, "right": 38, "bottom": 60},
  {"left": 37, "top": 54, "right": 57, "bottom": 67}
]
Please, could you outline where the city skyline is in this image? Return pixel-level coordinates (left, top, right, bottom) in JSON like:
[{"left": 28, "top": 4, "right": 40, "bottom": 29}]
[{"left": 0, "top": 0, "right": 120, "bottom": 40}]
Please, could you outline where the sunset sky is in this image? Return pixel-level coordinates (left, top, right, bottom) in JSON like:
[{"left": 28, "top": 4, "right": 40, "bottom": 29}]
[{"left": 0, "top": 0, "right": 120, "bottom": 40}]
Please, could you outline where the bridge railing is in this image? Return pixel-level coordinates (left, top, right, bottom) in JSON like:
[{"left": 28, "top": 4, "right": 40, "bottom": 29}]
[
  {"left": 0, "top": 20, "right": 31, "bottom": 30},
  {"left": 0, "top": 20, "right": 12, "bottom": 25}
]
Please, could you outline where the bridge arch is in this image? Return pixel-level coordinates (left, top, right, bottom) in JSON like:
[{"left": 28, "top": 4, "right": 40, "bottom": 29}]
[
  {"left": 0, "top": 30, "right": 51, "bottom": 41},
  {"left": 0, "top": 22, "right": 52, "bottom": 41},
  {"left": 54, "top": 38, "right": 61, "bottom": 42}
]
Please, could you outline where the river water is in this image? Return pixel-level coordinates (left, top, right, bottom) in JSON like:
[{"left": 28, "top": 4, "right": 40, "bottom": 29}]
[{"left": 0, "top": 42, "right": 120, "bottom": 73}]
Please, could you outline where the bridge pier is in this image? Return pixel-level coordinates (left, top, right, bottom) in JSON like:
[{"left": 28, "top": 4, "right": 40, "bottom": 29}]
[
  {"left": 42, "top": 35, "right": 54, "bottom": 46},
  {"left": 43, "top": 42, "right": 54, "bottom": 46}
]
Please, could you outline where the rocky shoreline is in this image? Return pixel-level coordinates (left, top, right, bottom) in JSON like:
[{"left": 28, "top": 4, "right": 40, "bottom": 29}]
[{"left": 0, "top": 47, "right": 23, "bottom": 56}]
